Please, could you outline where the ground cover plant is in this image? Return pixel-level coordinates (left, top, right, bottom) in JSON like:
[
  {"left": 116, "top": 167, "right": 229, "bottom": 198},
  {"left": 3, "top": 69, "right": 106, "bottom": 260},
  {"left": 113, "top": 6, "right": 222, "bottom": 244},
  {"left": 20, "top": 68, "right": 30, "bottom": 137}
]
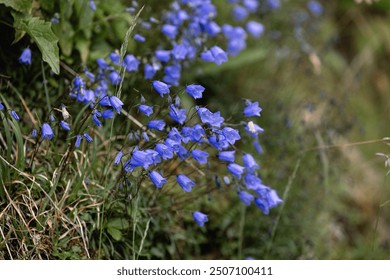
[{"left": 1, "top": 0, "right": 390, "bottom": 260}]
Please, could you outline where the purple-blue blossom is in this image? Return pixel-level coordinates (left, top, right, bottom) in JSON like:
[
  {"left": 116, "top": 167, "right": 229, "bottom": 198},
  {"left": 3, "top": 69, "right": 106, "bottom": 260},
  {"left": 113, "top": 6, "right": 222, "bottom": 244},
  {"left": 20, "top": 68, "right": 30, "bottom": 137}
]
[
  {"left": 191, "top": 149, "right": 209, "bottom": 165},
  {"left": 177, "top": 174, "right": 195, "bottom": 192},
  {"left": 193, "top": 211, "right": 208, "bottom": 227},
  {"left": 152, "top": 81, "right": 170, "bottom": 96},
  {"left": 186, "top": 84, "right": 205, "bottom": 99},
  {"left": 149, "top": 171, "right": 167, "bottom": 189},
  {"left": 244, "top": 100, "right": 262, "bottom": 117},
  {"left": 19, "top": 48, "right": 32, "bottom": 65},
  {"left": 147, "top": 119, "right": 166, "bottom": 131},
  {"left": 42, "top": 123, "right": 54, "bottom": 140},
  {"left": 227, "top": 163, "right": 245, "bottom": 179}
]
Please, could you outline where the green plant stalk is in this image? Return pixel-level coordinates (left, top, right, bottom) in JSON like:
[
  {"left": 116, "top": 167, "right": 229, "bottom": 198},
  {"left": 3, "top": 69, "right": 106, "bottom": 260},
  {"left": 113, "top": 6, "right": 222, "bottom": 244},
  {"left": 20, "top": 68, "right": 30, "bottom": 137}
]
[
  {"left": 41, "top": 61, "right": 52, "bottom": 114},
  {"left": 266, "top": 158, "right": 301, "bottom": 258},
  {"left": 238, "top": 203, "right": 246, "bottom": 260}
]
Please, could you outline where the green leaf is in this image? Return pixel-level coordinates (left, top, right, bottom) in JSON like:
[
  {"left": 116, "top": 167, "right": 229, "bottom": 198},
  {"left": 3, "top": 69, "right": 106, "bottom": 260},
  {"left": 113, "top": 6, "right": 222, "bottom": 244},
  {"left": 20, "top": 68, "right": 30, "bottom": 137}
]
[
  {"left": 75, "top": 35, "right": 90, "bottom": 64},
  {"left": 107, "top": 227, "right": 122, "bottom": 241},
  {"left": 20, "top": 17, "right": 60, "bottom": 74},
  {"left": 106, "top": 218, "right": 129, "bottom": 230},
  {"left": 0, "top": 0, "right": 31, "bottom": 13}
]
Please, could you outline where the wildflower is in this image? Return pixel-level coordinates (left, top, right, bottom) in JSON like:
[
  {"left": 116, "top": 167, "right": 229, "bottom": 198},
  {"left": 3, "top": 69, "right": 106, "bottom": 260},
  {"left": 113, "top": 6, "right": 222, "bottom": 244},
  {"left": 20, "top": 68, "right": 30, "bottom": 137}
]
[
  {"left": 147, "top": 119, "right": 166, "bottom": 131},
  {"left": 155, "top": 143, "right": 174, "bottom": 160},
  {"left": 245, "top": 121, "right": 264, "bottom": 137},
  {"left": 244, "top": 174, "right": 263, "bottom": 190},
  {"left": 209, "top": 134, "right": 229, "bottom": 150},
  {"left": 149, "top": 171, "right": 167, "bottom": 189},
  {"left": 222, "top": 127, "right": 241, "bottom": 145},
  {"left": 89, "top": 1, "right": 96, "bottom": 11},
  {"left": 177, "top": 174, "right": 195, "bottom": 192},
  {"left": 155, "top": 50, "right": 171, "bottom": 63},
  {"left": 223, "top": 176, "right": 230, "bottom": 184},
  {"left": 163, "top": 64, "right": 181, "bottom": 86},
  {"left": 108, "top": 71, "right": 121, "bottom": 85},
  {"left": 223, "top": 25, "right": 247, "bottom": 55},
  {"left": 60, "top": 120, "right": 70, "bottom": 131},
  {"left": 10, "top": 110, "right": 20, "bottom": 121},
  {"left": 97, "top": 58, "right": 109, "bottom": 69},
  {"left": 243, "top": 0, "right": 259, "bottom": 12},
  {"left": 19, "top": 47, "right": 32, "bottom": 65},
  {"left": 191, "top": 149, "right": 209, "bottom": 165},
  {"left": 243, "top": 154, "right": 259, "bottom": 173},
  {"left": 144, "top": 64, "right": 156, "bottom": 79},
  {"left": 255, "top": 189, "right": 283, "bottom": 215},
  {"left": 75, "top": 135, "right": 82, "bottom": 147},
  {"left": 186, "top": 84, "right": 205, "bottom": 99},
  {"left": 138, "top": 104, "right": 153, "bottom": 117},
  {"left": 307, "top": 1, "right": 323, "bottom": 16},
  {"left": 200, "top": 46, "right": 228, "bottom": 65},
  {"left": 232, "top": 5, "right": 248, "bottom": 21},
  {"left": 267, "top": 0, "right": 281, "bottom": 10},
  {"left": 197, "top": 107, "right": 224, "bottom": 128},
  {"left": 181, "top": 124, "right": 205, "bottom": 143},
  {"left": 168, "top": 104, "right": 186, "bottom": 124},
  {"left": 123, "top": 54, "right": 140, "bottom": 72},
  {"left": 99, "top": 96, "right": 124, "bottom": 114},
  {"left": 125, "top": 150, "right": 154, "bottom": 171},
  {"left": 172, "top": 44, "right": 187, "bottom": 60},
  {"left": 246, "top": 21, "right": 264, "bottom": 38},
  {"left": 42, "top": 123, "right": 54, "bottom": 140},
  {"left": 161, "top": 24, "right": 178, "bottom": 39},
  {"left": 227, "top": 163, "right": 245, "bottom": 179},
  {"left": 244, "top": 100, "right": 262, "bottom": 117},
  {"left": 192, "top": 211, "right": 208, "bottom": 227},
  {"left": 114, "top": 151, "right": 123, "bottom": 165},
  {"left": 218, "top": 150, "right": 235, "bottom": 162},
  {"left": 83, "top": 133, "right": 93, "bottom": 142},
  {"left": 142, "top": 131, "right": 149, "bottom": 142},
  {"left": 0, "top": 102, "right": 4, "bottom": 110},
  {"left": 31, "top": 129, "right": 37, "bottom": 138},
  {"left": 102, "top": 110, "right": 114, "bottom": 119},
  {"left": 109, "top": 52, "right": 120, "bottom": 65},
  {"left": 92, "top": 113, "right": 102, "bottom": 126},
  {"left": 152, "top": 81, "right": 170, "bottom": 96},
  {"left": 134, "top": 34, "right": 146, "bottom": 42},
  {"left": 238, "top": 191, "right": 254, "bottom": 206}
]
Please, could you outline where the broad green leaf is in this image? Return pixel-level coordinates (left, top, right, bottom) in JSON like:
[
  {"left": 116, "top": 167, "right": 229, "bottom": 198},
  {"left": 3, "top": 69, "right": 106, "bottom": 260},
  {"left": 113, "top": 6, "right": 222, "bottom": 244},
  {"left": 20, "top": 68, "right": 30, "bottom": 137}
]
[
  {"left": 20, "top": 17, "right": 60, "bottom": 74},
  {"left": 107, "top": 227, "right": 122, "bottom": 241},
  {"left": 106, "top": 218, "right": 129, "bottom": 230},
  {"left": 11, "top": 11, "right": 27, "bottom": 44},
  {"left": 0, "top": 0, "right": 31, "bottom": 13},
  {"left": 52, "top": 21, "right": 74, "bottom": 56}
]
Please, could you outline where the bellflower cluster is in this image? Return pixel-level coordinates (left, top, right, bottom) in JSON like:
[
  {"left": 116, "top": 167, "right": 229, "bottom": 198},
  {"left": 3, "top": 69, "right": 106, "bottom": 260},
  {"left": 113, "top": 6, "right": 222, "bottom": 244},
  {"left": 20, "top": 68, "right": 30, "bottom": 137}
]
[{"left": 11, "top": 0, "right": 284, "bottom": 227}]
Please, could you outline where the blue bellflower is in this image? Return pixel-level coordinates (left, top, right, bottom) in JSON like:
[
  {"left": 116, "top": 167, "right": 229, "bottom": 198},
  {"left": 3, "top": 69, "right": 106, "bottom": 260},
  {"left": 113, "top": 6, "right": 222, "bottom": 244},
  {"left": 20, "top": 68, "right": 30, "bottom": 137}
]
[
  {"left": 139, "top": 104, "right": 154, "bottom": 117},
  {"left": 191, "top": 149, "right": 209, "bottom": 165},
  {"left": 19, "top": 48, "right": 32, "bottom": 65},
  {"left": 193, "top": 211, "right": 208, "bottom": 227},
  {"left": 244, "top": 100, "right": 262, "bottom": 117},
  {"left": 42, "top": 123, "right": 54, "bottom": 140},
  {"left": 114, "top": 151, "right": 123, "bottom": 165},
  {"left": 152, "top": 81, "right": 170, "bottom": 96},
  {"left": 149, "top": 171, "right": 167, "bottom": 189},
  {"left": 186, "top": 84, "right": 205, "bottom": 99},
  {"left": 177, "top": 174, "right": 195, "bottom": 192},
  {"left": 147, "top": 119, "right": 166, "bottom": 131},
  {"left": 227, "top": 163, "right": 245, "bottom": 179},
  {"left": 218, "top": 151, "right": 235, "bottom": 162},
  {"left": 169, "top": 104, "right": 186, "bottom": 124},
  {"left": 238, "top": 191, "right": 254, "bottom": 206}
]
